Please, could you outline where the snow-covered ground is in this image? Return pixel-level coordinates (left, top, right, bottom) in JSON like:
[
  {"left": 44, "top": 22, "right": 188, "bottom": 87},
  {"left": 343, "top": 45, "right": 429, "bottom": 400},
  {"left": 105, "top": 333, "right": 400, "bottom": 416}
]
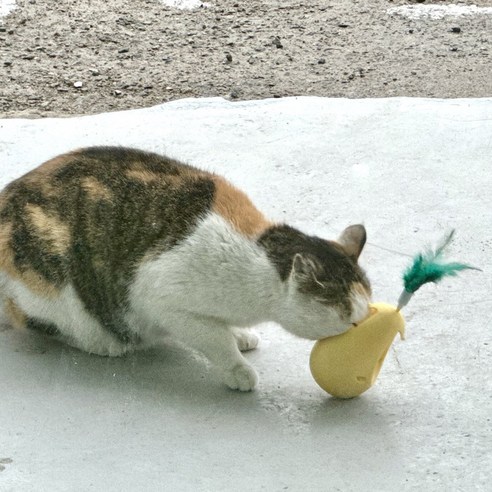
[
  {"left": 160, "top": 0, "right": 210, "bottom": 9},
  {"left": 1, "top": 0, "right": 211, "bottom": 17},
  {"left": 0, "top": 0, "right": 16, "bottom": 18},
  {"left": 0, "top": 96, "right": 490, "bottom": 490},
  {"left": 388, "top": 3, "right": 492, "bottom": 20}
]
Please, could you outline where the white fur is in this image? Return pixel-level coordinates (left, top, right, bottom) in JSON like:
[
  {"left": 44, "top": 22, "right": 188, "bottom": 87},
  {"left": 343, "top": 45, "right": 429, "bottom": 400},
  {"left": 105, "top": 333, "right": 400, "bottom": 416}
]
[
  {"left": 0, "top": 213, "right": 370, "bottom": 391},
  {"left": 128, "top": 213, "right": 369, "bottom": 389},
  {"left": 0, "top": 274, "right": 129, "bottom": 356}
]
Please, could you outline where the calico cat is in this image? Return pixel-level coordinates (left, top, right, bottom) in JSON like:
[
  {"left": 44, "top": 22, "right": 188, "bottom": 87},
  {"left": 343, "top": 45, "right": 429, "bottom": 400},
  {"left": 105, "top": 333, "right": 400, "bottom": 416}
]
[{"left": 0, "top": 146, "right": 371, "bottom": 391}]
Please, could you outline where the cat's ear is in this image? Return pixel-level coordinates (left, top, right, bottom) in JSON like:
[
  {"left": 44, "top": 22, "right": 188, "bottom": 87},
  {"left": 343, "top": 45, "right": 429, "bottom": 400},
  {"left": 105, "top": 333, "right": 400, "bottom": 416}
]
[
  {"left": 290, "top": 253, "right": 324, "bottom": 287},
  {"left": 337, "top": 224, "right": 367, "bottom": 261}
]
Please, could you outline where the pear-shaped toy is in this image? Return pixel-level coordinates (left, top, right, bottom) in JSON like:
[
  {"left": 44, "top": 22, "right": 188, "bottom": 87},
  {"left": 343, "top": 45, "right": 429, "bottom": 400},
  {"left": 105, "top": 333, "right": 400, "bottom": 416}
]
[
  {"left": 309, "top": 230, "right": 478, "bottom": 399},
  {"left": 310, "top": 302, "right": 405, "bottom": 398}
]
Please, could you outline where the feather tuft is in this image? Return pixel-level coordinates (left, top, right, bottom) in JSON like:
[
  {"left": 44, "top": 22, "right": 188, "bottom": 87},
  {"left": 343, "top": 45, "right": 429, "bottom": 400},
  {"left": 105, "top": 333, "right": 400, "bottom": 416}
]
[{"left": 402, "top": 230, "right": 479, "bottom": 295}]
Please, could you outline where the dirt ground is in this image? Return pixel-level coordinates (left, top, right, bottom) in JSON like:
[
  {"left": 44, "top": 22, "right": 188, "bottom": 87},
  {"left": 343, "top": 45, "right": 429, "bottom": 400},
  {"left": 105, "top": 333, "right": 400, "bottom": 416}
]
[{"left": 0, "top": 0, "right": 491, "bottom": 118}]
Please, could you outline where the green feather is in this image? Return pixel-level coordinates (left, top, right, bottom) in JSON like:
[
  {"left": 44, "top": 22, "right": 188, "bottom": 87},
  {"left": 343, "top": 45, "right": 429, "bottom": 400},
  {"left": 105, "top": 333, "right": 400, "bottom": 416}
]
[{"left": 402, "top": 230, "right": 478, "bottom": 294}]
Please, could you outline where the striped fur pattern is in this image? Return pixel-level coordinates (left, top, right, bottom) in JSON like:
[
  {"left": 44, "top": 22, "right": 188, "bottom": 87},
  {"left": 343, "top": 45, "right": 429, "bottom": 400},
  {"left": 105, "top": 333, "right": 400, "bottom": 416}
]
[{"left": 0, "top": 147, "right": 371, "bottom": 391}]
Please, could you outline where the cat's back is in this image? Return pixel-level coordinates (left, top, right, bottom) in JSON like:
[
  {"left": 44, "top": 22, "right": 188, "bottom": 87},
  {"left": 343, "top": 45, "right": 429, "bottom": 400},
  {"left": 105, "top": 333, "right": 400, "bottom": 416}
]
[
  {"left": 0, "top": 146, "right": 272, "bottom": 347},
  {"left": 0, "top": 146, "right": 271, "bottom": 294}
]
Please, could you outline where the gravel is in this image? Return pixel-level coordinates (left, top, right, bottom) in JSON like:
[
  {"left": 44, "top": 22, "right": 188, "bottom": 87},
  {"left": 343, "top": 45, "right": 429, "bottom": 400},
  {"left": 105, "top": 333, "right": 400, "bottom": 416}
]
[{"left": 0, "top": 0, "right": 491, "bottom": 118}]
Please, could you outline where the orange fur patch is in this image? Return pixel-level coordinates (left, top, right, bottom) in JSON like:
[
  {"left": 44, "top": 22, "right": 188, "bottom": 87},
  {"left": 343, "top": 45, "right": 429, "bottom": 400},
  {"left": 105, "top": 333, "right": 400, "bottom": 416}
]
[
  {"left": 25, "top": 204, "right": 71, "bottom": 255},
  {"left": 0, "top": 222, "right": 60, "bottom": 298},
  {"left": 4, "top": 298, "right": 27, "bottom": 330},
  {"left": 212, "top": 177, "right": 273, "bottom": 238},
  {"left": 21, "top": 151, "right": 81, "bottom": 181},
  {"left": 125, "top": 168, "right": 163, "bottom": 184},
  {"left": 81, "top": 176, "right": 113, "bottom": 201}
]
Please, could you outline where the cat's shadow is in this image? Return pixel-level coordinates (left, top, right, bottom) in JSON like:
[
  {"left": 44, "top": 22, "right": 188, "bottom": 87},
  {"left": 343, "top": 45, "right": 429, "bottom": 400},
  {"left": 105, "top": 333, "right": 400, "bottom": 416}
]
[
  {"left": 2, "top": 325, "right": 400, "bottom": 440},
  {"left": 3, "top": 325, "right": 258, "bottom": 406}
]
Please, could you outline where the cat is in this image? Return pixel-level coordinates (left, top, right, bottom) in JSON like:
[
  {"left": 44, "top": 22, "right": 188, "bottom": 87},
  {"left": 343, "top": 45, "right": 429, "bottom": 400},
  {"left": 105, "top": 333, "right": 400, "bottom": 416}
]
[{"left": 0, "top": 146, "right": 371, "bottom": 391}]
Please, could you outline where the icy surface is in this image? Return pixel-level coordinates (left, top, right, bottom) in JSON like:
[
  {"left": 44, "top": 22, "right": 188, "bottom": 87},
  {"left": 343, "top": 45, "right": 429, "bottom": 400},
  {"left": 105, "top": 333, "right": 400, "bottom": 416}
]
[{"left": 0, "top": 97, "right": 491, "bottom": 490}]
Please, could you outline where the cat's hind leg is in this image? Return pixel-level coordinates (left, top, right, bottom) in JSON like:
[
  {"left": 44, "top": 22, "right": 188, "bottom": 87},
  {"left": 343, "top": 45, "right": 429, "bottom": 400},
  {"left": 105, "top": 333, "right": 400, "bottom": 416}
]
[{"left": 4, "top": 281, "right": 132, "bottom": 357}]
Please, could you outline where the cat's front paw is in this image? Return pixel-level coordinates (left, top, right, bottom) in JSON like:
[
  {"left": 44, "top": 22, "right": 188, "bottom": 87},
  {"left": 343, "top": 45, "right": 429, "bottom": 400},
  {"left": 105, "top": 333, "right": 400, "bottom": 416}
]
[
  {"left": 233, "top": 329, "right": 260, "bottom": 352},
  {"left": 223, "top": 363, "right": 258, "bottom": 392}
]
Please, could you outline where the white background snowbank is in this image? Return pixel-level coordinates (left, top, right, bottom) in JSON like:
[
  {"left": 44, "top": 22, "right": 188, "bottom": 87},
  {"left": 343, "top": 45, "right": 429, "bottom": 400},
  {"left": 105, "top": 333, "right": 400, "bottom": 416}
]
[
  {"left": 0, "top": 96, "right": 491, "bottom": 490},
  {"left": 0, "top": 0, "right": 16, "bottom": 18},
  {"left": 388, "top": 4, "right": 492, "bottom": 20}
]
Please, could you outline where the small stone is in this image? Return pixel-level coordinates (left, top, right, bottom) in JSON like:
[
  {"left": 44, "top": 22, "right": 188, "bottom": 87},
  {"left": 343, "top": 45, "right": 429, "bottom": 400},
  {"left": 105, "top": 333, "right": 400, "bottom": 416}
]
[
  {"left": 114, "top": 90, "right": 122, "bottom": 96},
  {"left": 272, "top": 37, "right": 283, "bottom": 48},
  {"left": 450, "top": 47, "right": 458, "bottom": 52},
  {"left": 4, "top": 61, "right": 12, "bottom": 66},
  {"left": 338, "top": 23, "right": 349, "bottom": 28},
  {"left": 318, "top": 58, "right": 326, "bottom": 64},
  {"left": 118, "top": 48, "right": 129, "bottom": 53},
  {"left": 225, "top": 53, "right": 233, "bottom": 62},
  {"left": 408, "top": 29, "right": 414, "bottom": 34},
  {"left": 450, "top": 27, "right": 461, "bottom": 34},
  {"left": 230, "top": 90, "right": 239, "bottom": 99},
  {"left": 0, "top": 27, "right": 6, "bottom": 33},
  {"left": 73, "top": 81, "right": 83, "bottom": 88}
]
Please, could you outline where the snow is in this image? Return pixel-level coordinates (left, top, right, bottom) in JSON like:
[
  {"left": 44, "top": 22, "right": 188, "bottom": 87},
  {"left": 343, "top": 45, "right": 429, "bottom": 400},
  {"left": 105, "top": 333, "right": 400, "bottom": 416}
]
[
  {"left": 0, "top": 96, "right": 491, "bottom": 490},
  {"left": 388, "top": 4, "right": 492, "bottom": 20},
  {"left": 0, "top": 0, "right": 211, "bottom": 18},
  {"left": 159, "top": 0, "right": 210, "bottom": 10},
  {"left": 0, "top": 0, "right": 16, "bottom": 18}
]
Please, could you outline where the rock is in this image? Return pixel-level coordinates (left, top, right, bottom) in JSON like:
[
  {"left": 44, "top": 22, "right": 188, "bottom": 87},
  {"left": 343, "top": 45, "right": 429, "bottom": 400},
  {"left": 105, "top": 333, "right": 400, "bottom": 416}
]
[
  {"left": 272, "top": 37, "right": 283, "bottom": 48},
  {"left": 225, "top": 53, "right": 233, "bottom": 63},
  {"left": 318, "top": 58, "right": 326, "bottom": 65},
  {"left": 73, "top": 81, "right": 83, "bottom": 88},
  {"left": 450, "top": 27, "right": 461, "bottom": 34}
]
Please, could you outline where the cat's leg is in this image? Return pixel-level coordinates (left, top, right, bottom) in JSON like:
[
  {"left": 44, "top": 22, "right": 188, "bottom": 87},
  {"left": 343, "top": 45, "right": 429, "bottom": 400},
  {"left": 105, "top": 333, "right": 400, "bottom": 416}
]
[
  {"left": 5, "top": 281, "right": 131, "bottom": 357},
  {"left": 171, "top": 316, "right": 258, "bottom": 391},
  {"left": 232, "top": 327, "right": 260, "bottom": 352},
  {"left": 64, "top": 329, "right": 130, "bottom": 357}
]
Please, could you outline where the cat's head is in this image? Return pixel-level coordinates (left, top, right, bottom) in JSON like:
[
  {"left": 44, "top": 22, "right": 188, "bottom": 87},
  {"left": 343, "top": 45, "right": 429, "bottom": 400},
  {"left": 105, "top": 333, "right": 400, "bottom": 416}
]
[{"left": 278, "top": 225, "right": 372, "bottom": 340}]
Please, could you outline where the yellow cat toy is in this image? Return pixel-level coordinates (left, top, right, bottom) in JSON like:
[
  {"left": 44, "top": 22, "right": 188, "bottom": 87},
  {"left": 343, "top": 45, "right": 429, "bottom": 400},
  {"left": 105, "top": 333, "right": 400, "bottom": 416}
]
[{"left": 309, "top": 230, "right": 477, "bottom": 399}]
